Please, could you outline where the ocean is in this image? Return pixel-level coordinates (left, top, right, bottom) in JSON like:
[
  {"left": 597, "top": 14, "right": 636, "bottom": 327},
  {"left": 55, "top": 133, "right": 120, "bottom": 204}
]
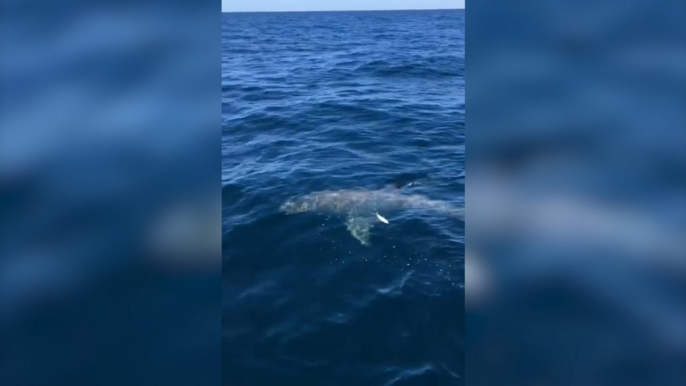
[{"left": 222, "top": 9, "right": 465, "bottom": 386}]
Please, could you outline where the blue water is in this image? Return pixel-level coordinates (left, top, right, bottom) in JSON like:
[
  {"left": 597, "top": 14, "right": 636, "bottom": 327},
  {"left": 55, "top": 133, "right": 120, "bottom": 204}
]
[{"left": 222, "top": 10, "right": 465, "bottom": 386}]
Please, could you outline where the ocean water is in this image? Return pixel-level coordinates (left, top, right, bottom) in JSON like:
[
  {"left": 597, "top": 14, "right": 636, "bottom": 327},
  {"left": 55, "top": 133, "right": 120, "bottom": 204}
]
[{"left": 222, "top": 10, "right": 465, "bottom": 386}]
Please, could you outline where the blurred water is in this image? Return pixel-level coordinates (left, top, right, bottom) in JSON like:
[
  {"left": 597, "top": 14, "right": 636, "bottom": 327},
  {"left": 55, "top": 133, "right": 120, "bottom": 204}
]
[
  {"left": 468, "top": 1, "right": 686, "bottom": 385},
  {"left": 222, "top": 10, "right": 465, "bottom": 386},
  {"left": 0, "top": 1, "right": 221, "bottom": 385}
]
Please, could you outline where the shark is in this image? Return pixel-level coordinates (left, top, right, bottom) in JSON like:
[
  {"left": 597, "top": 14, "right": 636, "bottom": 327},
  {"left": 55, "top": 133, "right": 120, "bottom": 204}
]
[{"left": 280, "top": 187, "right": 464, "bottom": 245}]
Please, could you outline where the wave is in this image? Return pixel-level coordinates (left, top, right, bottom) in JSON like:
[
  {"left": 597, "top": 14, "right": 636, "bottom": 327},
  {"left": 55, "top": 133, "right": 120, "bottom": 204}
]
[{"left": 355, "top": 58, "right": 464, "bottom": 79}]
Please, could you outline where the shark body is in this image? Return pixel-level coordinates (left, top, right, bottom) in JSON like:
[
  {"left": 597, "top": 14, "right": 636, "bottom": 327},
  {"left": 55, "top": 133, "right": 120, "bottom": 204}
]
[{"left": 280, "top": 188, "right": 464, "bottom": 245}]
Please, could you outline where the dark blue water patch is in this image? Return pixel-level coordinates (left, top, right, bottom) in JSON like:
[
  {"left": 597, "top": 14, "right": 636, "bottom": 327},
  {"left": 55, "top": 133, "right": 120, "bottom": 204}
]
[
  {"left": 223, "top": 9, "right": 465, "bottom": 386},
  {"left": 223, "top": 209, "right": 465, "bottom": 385},
  {"left": 355, "top": 59, "right": 464, "bottom": 79}
]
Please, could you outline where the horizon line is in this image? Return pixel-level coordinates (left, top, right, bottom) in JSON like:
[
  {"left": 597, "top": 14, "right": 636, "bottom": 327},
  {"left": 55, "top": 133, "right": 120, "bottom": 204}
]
[{"left": 222, "top": 8, "right": 464, "bottom": 14}]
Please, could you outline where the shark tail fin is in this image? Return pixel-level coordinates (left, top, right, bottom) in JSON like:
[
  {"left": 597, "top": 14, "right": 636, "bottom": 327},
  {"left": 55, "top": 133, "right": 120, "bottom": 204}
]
[{"left": 449, "top": 207, "right": 465, "bottom": 221}]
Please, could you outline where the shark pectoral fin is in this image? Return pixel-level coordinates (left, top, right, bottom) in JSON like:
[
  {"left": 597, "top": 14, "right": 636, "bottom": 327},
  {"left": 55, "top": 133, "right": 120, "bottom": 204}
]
[{"left": 345, "top": 215, "right": 374, "bottom": 246}]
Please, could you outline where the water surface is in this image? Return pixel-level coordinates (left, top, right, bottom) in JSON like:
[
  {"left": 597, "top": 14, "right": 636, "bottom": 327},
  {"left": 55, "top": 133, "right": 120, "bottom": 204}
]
[{"left": 222, "top": 10, "right": 465, "bottom": 386}]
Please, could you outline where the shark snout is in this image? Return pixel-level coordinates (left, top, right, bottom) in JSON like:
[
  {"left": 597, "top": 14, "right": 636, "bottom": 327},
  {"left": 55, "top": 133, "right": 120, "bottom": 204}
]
[
  {"left": 280, "top": 201, "right": 297, "bottom": 213},
  {"left": 280, "top": 199, "right": 310, "bottom": 214}
]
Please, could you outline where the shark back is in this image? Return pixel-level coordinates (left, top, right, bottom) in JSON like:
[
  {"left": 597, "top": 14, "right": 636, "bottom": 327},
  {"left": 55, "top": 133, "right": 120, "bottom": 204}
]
[{"left": 281, "top": 188, "right": 464, "bottom": 245}]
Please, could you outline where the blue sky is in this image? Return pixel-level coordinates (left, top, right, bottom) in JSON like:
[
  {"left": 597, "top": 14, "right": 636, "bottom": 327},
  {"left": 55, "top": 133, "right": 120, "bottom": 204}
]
[{"left": 222, "top": 0, "right": 465, "bottom": 12}]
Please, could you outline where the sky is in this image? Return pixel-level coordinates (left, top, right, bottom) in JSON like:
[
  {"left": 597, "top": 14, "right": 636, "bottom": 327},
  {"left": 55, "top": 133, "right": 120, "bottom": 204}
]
[{"left": 222, "top": 0, "right": 465, "bottom": 12}]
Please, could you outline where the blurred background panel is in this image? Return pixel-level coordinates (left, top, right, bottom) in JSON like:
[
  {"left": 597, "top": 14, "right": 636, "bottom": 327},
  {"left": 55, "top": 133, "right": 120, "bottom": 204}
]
[
  {"left": 467, "top": 0, "right": 686, "bottom": 385},
  {"left": 0, "top": 1, "right": 221, "bottom": 385}
]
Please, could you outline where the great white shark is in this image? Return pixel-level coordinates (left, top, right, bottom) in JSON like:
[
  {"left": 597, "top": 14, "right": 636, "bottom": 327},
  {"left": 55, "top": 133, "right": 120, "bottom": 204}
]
[{"left": 280, "top": 187, "right": 464, "bottom": 245}]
